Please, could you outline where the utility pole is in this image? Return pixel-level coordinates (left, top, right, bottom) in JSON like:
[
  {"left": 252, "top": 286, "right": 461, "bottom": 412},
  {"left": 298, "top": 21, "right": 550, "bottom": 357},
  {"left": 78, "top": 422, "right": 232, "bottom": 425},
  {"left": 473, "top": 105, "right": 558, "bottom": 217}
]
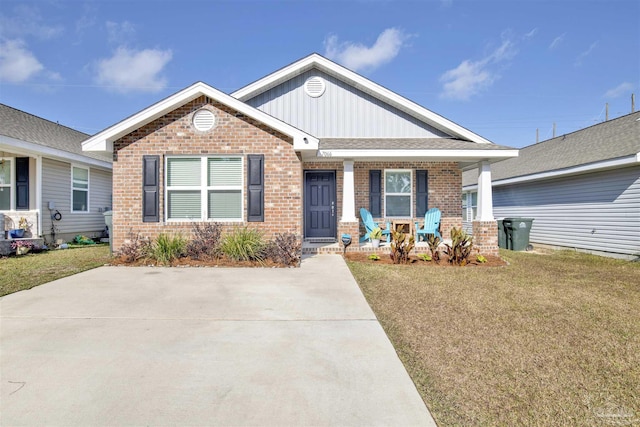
[
  {"left": 553, "top": 122, "right": 556, "bottom": 138},
  {"left": 632, "top": 94, "right": 636, "bottom": 113},
  {"left": 536, "top": 128, "right": 539, "bottom": 143},
  {"left": 606, "top": 103, "right": 609, "bottom": 121}
]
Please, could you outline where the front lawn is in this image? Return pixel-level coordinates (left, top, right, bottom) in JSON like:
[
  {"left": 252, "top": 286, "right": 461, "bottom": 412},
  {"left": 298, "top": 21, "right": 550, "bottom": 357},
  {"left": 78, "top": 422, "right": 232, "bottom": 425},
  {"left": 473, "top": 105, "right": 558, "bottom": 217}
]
[
  {"left": 347, "top": 249, "right": 640, "bottom": 426},
  {"left": 0, "top": 245, "right": 111, "bottom": 297}
]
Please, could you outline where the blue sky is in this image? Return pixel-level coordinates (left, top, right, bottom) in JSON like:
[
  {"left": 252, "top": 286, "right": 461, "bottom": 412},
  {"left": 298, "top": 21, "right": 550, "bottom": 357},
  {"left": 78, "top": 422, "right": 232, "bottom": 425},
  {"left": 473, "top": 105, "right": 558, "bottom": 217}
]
[{"left": 0, "top": 0, "right": 638, "bottom": 148}]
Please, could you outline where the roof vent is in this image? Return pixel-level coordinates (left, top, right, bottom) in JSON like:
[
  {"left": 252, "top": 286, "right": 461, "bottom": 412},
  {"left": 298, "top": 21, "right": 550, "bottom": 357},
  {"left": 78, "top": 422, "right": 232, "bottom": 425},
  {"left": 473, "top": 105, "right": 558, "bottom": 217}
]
[
  {"left": 192, "top": 109, "right": 216, "bottom": 132},
  {"left": 304, "top": 76, "right": 326, "bottom": 98}
]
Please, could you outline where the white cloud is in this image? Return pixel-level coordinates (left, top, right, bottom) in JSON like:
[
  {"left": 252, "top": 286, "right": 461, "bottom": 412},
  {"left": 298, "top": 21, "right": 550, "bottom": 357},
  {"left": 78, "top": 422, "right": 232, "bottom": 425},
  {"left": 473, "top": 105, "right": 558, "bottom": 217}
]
[
  {"left": 324, "top": 28, "right": 409, "bottom": 72},
  {"left": 0, "top": 39, "right": 44, "bottom": 83},
  {"left": 439, "top": 38, "right": 517, "bottom": 100},
  {"left": 106, "top": 21, "right": 136, "bottom": 45},
  {"left": 95, "top": 46, "right": 173, "bottom": 93},
  {"left": 549, "top": 33, "right": 565, "bottom": 50},
  {"left": 0, "top": 5, "right": 63, "bottom": 40},
  {"left": 440, "top": 0, "right": 453, "bottom": 7},
  {"left": 575, "top": 41, "right": 598, "bottom": 66},
  {"left": 524, "top": 28, "right": 538, "bottom": 39},
  {"left": 603, "top": 82, "right": 635, "bottom": 99}
]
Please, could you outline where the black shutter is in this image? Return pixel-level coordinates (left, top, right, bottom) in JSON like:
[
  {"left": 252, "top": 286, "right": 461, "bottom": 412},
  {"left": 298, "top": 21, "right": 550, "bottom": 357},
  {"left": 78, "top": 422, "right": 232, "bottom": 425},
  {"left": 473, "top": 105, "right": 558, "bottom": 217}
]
[
  {"left": 142, "top": 155, "right": 160, "bottom": 222},
  {"left": 247, "top": 154, "right": 264, "bottom": 222},
  {"left": 416, "top": 169, "right": 429, "bottom": 217},
  {"left": 16, "top": 157, "right": 29, "bottom": 210},
  {"left": 369, "top": 170, "right": 382, "bottom": 217}
]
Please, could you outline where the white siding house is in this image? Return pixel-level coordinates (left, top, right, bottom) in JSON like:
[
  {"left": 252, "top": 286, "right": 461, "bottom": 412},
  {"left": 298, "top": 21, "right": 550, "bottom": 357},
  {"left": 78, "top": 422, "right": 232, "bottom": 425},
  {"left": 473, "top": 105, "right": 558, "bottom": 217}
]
[
  {"left": 462, "top": 111, "right": 640, "bottom": 259},
  {"left": 0, "top": 104, "right": 112, "bottom": 248}
]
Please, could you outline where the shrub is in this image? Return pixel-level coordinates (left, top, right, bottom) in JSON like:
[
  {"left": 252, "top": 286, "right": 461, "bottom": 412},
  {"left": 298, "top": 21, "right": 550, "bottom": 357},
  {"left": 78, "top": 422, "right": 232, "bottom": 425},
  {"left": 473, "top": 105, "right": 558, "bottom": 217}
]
[
  {"left": 221, "top": 227, "right": 266, "bottom": 262},
  {"left": 418, "top": 253, "right": 432, "bottom": 262},
  {"left": 265, "top": 233, "right": 301, "bottom": 266},
  {"left": 444, "top": 227, "right": 474, "bottom": 266},
  {"left": 150, "top": 233, "right": 187, "bottom": 265},
  {"left": 390, "top": 231, "right": 415, "bottom": 264},
  {"left": 427, "top": 234, "right": 442, "bottom": 263},
  {"left": 186, "top": 222, "right": 222, "bottom": 260},
  {"left": 118, "top": 230, "right": 151, "bottom": 262}
]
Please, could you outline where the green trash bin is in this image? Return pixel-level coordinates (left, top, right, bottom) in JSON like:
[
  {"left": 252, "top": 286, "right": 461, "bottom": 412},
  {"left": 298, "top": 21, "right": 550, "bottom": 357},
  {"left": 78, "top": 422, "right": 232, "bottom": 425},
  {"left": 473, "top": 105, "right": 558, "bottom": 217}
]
[
  {"left": 497, "top": 219, "right": 507, "bottom": 249},
  {"left": 503, "top": 218, "right": 534, "bottom": 251}
]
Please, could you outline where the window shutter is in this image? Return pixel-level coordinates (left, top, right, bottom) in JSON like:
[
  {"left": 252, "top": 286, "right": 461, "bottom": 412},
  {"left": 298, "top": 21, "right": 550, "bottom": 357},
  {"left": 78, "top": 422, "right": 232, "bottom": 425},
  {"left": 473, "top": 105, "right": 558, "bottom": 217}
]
[
  {"left": 16, "top": 157, "right": 29, "bottom": 210},
  {"left": 369, "top": 170, "right": 381, "bottom": 217},
  {"left": 416, "top": 170, "right": 429, "bottom": 217},
  {"left": 142, "top": 155, "right": 160, "bottom": 222},
  {"left": 247, "top": 154, "right": 264, "bottom": 222}
]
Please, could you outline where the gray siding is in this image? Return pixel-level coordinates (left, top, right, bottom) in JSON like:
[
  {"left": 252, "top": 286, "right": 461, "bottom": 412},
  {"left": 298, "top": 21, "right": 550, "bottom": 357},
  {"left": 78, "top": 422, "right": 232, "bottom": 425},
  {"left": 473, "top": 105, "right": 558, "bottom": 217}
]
[
  {"left": 42, "top": 158, "right": 112, "bottom": 242},
  {"left": 246, "top": 69, "right": 449, "bottom": 138},
  {"left": 491, "top": 166, "right": 640, "bottom": 257}
]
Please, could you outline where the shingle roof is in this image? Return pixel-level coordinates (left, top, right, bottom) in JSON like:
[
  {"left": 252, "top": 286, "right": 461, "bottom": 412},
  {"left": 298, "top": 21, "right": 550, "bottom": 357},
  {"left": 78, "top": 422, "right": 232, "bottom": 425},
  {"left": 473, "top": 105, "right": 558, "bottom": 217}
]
[
  {"left": 320, "top": 138, "right": 515, "bottom": 151},
  {"left": 0, "top": 104, "right": 112, "bottom": 163},
  {"left": 462, "top": 111, "right": 640, "bottom": 186}
]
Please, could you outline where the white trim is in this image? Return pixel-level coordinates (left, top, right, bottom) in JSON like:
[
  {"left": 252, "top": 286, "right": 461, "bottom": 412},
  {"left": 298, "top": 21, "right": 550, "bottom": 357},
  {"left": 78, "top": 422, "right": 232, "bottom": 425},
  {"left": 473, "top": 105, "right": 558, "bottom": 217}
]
[
  {"left": 317, "top": 148, "right": 519, "bottom": 161},
  {"left": 0, "top": 135, "right": 112, "bottom": 170},
  {"left": 70, "top": 164, "right": 90, "bottom": 213},
  {"left": 384, "top": 169, "right": 413, "bottom": 218},
  {"left": 82, "top": 82, "right": 319, "bottom": 154},
  {"left": 463, "top": 153, "right": 640, "bottom": 190},
  {"left": 232, "top": 53, "right": 495, "bottom": 145}
]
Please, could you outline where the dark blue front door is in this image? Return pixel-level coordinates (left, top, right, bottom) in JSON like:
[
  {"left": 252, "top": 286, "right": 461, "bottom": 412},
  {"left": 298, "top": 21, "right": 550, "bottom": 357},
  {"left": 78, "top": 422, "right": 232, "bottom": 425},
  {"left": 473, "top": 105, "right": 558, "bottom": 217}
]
[{"left": 304, "top": 171, "right": 336, "bottom": 239}]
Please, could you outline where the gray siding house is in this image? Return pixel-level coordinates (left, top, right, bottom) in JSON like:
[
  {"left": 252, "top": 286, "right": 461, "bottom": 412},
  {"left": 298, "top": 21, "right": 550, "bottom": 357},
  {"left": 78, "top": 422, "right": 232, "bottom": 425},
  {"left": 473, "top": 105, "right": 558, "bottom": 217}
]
[
  {"left": 0, "top": 104, "right": 113, "bottom": 247},
  {"left": 462, "top": 111, "right": 640, "bottom": 259}
]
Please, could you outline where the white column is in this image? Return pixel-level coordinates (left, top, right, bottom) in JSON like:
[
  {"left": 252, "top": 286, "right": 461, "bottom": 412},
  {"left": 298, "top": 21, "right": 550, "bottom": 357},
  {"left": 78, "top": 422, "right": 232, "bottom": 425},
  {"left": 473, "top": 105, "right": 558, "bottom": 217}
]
[
  {"left": 476, "top": 160, "right": 494, "bottom": 221},
  {"left": 341, "top": 160, "right": 357, "bottom": 222},
  {"left": 35, "top": 155, "right": 43, "bottom": 236}
]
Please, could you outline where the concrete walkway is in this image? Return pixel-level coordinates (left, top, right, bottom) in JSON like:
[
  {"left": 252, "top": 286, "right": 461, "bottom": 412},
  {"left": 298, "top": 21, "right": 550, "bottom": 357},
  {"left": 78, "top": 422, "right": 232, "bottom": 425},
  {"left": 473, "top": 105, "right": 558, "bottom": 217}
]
[{"left": 1, "top": 255, "right": 436, "bottom": 426}]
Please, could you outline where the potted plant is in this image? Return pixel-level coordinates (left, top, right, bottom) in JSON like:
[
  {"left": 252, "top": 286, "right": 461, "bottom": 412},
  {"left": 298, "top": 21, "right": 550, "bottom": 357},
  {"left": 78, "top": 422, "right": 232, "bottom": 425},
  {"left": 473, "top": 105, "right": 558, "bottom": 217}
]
[{"left": 370, "top": 227, "right": 383, "bottom": 248}]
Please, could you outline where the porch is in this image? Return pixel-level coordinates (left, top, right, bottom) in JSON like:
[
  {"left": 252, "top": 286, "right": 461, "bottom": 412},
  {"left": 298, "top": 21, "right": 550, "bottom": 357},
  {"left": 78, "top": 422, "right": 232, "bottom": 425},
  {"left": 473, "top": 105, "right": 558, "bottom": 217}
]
[{"left": 302, "top": 239, "right": 452, "bottom": 256}]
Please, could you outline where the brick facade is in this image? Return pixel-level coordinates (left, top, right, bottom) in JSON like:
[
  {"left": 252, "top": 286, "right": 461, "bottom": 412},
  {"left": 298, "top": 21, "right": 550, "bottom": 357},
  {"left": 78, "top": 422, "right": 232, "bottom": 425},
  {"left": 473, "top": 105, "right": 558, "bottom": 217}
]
[
  {"left": 112, "top": 98, "right": 468, "bottom": 254},
  {"left": 472, "top": 220, "right": 499, "bottom": 256},
  {"left": 112, "top": 97, "right": 302, "bottom": 250}
]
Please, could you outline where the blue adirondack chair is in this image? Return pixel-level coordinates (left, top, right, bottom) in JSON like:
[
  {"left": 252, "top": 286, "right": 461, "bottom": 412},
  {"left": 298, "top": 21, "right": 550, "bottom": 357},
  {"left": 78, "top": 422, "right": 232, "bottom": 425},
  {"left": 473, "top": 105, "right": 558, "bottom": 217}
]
[
  {"left": 359, "top": 208, "right": 391, "bottom": 243},
  {"left": 415, "top": 208, "right": 442, "bottom": 241}
]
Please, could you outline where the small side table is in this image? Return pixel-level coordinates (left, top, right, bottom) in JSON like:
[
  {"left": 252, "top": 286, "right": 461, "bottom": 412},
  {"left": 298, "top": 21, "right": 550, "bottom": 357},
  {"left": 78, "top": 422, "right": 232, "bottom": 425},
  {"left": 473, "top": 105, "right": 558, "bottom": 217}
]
[{"left": 391, "top": 220, "right": 413, "bottom": 236}]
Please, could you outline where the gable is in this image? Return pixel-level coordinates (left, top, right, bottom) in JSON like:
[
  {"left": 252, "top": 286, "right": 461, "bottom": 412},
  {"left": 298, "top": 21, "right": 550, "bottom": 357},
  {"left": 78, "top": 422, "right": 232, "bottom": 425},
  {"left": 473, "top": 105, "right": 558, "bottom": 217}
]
[{"left": 244, "top": 69, "right": 449, "bottom": 139}]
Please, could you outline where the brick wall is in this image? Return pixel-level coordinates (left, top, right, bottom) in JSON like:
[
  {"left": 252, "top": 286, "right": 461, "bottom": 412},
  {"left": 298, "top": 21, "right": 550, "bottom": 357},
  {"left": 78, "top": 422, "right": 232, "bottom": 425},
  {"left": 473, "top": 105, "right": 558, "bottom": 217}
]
[
  {"left": 472, "top": 220, "right": 499, "bottom": 256},
  {"left": 112, "top": 96, "right": 302, "bottom": 250}
]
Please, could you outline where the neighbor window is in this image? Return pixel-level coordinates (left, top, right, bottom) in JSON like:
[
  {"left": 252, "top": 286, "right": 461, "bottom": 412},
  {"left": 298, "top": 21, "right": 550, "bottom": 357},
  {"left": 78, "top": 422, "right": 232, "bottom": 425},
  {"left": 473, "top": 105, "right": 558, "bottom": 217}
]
[
  {"left": 72, "top": 166, "right": 89, "bottom": 212},
  {"left": 0, "top": 159, "right": 12, "bottom": 210},
  {"left": 166, "top": 156, "right": 242, "bottom": 221},
  {"left": 384, "top": 169, "right": 412, "bottom": 217}
]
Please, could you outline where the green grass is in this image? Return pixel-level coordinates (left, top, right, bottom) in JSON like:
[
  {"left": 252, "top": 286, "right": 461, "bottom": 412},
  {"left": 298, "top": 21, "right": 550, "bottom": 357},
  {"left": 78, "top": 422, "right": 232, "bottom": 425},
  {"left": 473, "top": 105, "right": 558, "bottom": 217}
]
[
  {"left": 347, "top": 249, "right": 640, "bottom": 426},
  {"left": 0, "top": 245, "right": 111, "bottom": 297}
]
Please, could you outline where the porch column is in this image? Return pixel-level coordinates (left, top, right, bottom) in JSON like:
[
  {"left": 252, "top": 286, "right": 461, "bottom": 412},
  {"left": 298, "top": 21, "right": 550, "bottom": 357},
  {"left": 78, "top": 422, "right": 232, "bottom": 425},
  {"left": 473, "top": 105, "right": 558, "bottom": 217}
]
[
  {"left": 341, "top": 160, "right": 357, "bottom": 222},
  {"left": 35, "top": 155, "right": 42, "bottom": 237},
  {"left": 476, "top": 160, "right": 494, "bottom": 221}
]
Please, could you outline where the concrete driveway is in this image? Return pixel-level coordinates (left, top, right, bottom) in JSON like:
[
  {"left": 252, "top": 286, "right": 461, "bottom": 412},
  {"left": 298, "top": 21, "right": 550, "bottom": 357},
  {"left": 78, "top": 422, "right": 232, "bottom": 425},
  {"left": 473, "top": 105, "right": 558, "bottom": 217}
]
[{"left": 1, "top": 255, "right": 435, "bottom": 426}]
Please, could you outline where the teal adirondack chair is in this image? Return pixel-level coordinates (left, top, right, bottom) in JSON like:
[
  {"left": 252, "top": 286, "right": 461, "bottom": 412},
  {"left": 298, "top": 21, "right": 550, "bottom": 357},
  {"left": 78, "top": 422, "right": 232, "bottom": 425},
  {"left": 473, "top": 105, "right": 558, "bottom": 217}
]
[
  {"left": 415, "top": 208, "right": 442, "bottom": 241},
  {"left": 359, "top": 208, "right": 391, "bottom": 243}
]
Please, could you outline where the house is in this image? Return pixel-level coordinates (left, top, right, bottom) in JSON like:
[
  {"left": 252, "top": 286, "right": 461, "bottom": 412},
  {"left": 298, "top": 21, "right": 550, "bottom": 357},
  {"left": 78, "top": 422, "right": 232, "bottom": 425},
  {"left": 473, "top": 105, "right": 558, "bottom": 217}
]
[
  {"left": 462, "top": 111, "right": 640, "bottom": 259},
  {"left": 0, "top": 104, "right": 112, "bottom": 253},
  {"left": 82, "top": 53, "right": 517, "bottom": 255}
]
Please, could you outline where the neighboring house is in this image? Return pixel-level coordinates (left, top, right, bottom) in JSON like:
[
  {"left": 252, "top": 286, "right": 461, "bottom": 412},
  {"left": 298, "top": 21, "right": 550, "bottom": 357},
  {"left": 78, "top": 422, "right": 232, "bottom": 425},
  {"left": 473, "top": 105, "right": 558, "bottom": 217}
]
[
  {"left": 0, "top": 104, "right": 113, "bottom": 246},
  {"left": 462, "top": 111, "right": 640, "bottom": 259},
  {"left": 83, "top": 53, "right": 517, "bottom": 255}
]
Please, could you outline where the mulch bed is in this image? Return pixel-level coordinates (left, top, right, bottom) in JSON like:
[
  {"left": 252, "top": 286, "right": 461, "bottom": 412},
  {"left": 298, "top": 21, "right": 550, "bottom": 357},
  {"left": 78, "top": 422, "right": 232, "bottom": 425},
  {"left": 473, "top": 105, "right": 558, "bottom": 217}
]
[{"left": 344, "top": 252, "right": 507, "bottom": 267}]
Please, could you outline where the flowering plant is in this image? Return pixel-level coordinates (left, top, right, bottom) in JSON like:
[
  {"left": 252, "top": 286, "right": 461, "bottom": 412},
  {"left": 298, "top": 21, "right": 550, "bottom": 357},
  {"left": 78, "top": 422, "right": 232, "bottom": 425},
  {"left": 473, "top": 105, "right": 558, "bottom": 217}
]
[{"left": 11, "top": 240, "right": 34, "bottom": 250}]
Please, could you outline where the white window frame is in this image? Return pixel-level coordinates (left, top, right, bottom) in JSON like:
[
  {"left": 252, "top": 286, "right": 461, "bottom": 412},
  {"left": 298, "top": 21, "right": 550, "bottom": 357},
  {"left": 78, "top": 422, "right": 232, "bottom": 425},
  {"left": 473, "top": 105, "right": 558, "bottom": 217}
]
[
  {"left": 165, "top": 155, "right": 244, "bottom": 222},
  {"left": 384, "top": 169, "right": 413, "bottom": 218},
  {"left": 71, "top": 165, "right": 90, "bottom": 213},
  {"left": 463, "top": 191, "right": 477, "bottom": 222},
  {"left": 0, "top": 158, "right": 14, "bottom": 211}
]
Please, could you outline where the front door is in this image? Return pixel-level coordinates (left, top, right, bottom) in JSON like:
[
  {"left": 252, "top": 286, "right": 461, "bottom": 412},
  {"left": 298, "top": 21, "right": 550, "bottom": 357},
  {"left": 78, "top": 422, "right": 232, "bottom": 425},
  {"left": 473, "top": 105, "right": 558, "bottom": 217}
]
[{"left": 304, "top": 171, "right": 336, "bottom": 239}]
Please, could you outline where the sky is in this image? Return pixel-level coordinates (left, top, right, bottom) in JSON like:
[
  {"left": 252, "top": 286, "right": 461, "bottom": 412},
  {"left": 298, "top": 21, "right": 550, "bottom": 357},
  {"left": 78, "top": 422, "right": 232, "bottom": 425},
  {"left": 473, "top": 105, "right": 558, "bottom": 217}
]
[{"left": 0, "top": 0, "right": 638, "bottom": 148}]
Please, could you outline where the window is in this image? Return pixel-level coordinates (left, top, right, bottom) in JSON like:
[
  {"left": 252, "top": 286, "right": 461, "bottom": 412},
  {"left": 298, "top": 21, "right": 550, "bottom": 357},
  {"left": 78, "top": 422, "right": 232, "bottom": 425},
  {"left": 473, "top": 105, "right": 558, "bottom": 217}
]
[
  {"left": 384, "top": 169, "right": 412, "bottom": 217},
  {"left": 463, "top": 192, "right": 477, "bottom": 222},
  {"left": 72, "top": 166, "right": 89, "bottom": 212},
  {"left": 0, "top": 159, "right": 12, "bottom": 210},
  {"left": 166, "top": 156, "right": 242, "bottom": 221}
]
